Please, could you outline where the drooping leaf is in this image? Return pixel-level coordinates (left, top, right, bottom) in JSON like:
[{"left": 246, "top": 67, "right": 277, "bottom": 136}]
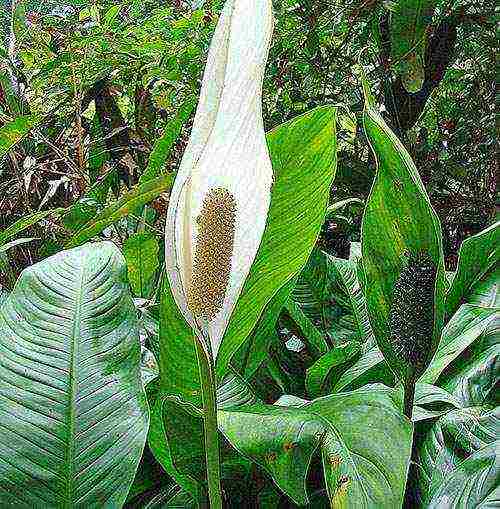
[
  {"left": 123, "top": 232, "right": 160, "bottom": 297},
  {"left": 445, "top": 221, "right": 499, "bottom": 317},
  {"left": 219, "top": 384, "right": 412, "bottom": 507},
  {"left": 66, "top": 174, "right": 174, "bottom": 248},
  {"left": 359, "top": 69, "right": 445, "bottom": 385},
  {"left": 0, "top": 242, "right": 149, "bottom": 507}
]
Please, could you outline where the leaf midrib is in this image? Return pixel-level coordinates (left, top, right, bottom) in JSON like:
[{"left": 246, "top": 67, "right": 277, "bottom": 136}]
[{"left": 65, "top": 261, "right": 85, "bottom": 507}]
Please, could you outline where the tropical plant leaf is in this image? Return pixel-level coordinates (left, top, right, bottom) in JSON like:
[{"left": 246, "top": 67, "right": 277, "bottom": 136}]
[
  {"left": 426, "top": 442, "right": 500, "bottom": 508},
  {"left": 306, "top": 341, "right": 361, "bottom": 398},
  {"left": 123, "top": 232, "right": 160, "bottom": 297},
  {"left": 445, "top": 221, "right": 499, "bottom": 317},
  {"left": 326, "top": 254, "right": 374, "bottom": 345},
  {"left": 359, "top": 69, "right": 446, "bottom": 386},
  {"left": 0, "top": 242, "right": 149, "bottom": 507},
  {"left": 219, "top": 384, "right": 412, "bottom": 507},
  {"left": 420, "top": 304, "right": 498, "bottom": 384},
  {"left": 417, "top": 406, "right": 499, "bottom": 506},
  {"left": 0, "top": 114, "right": 39, "bottom": 160},
  {"left": 66, "top": 174, "right": 174, "bottom": 248},
  {"left": 390, "top": 0, "right": 437, "bottom": 93},
  {"left": 468, "top": 266, "right": 499, "bottom": 308},
  {"left": 0, "top": 208, "right": 63, "bottom": 248}
]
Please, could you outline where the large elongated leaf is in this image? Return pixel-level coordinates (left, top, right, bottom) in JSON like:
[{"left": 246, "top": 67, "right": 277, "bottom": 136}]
[
  {"left": 159, "top": 106, "right": 337, "bottom": 405},
  {"left": 420, "top": 304, "right": 498, "bottom": 384},
  {"left": 219, "top": 384, "right": 412, "bottom": 507},
  {"left": 417, "top": 406, "right": 499, "bottom": 506},
  {"left": 360, "top": 71, "right": 445, "bottom": 384},
  {"left": 66, "top": 174, "right": 174, "bottom": 248},
  {"left": 0, "top": 242, "right": 149, "bottom": 507},
  {"left": 445, "top": 221, "right": 499, "bottom": 317}
]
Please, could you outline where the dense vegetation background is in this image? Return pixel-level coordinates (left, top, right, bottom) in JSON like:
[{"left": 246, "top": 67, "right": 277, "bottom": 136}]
[{"left": 1, "top": 0, "right": 496, "bottom": 281}]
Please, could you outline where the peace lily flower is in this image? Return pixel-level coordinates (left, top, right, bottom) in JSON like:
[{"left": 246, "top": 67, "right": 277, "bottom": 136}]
[{"left": 165, "top": 0, "right": 274, "bottom": 360}]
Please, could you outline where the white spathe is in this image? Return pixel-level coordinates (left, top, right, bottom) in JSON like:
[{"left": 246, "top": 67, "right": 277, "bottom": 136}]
[{"left": 165, "top": 0, "right": 274, "bottom": 359}]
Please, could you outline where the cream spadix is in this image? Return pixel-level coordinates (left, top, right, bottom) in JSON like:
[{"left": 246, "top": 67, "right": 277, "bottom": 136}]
[{"left": 165, "top": 0, "right": 274, "bottom": 359}]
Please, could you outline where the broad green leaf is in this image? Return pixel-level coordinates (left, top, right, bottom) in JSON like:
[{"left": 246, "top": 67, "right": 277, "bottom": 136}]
[
  {"left": 0, "top": 242, "right": 149, "bottom": 507},
  {"left": 417, "top": 406, "right": 499, "bottom": 505},
  {"left": 326, "top": 255, "right": 374, "bottom": 345},
  {"left": 468, "top": 266, "right": 499, "bottom": 308},
  {"left": 306, "top": 342, "right": 361, "bottom": 398},
  {"left": 284, "top": 297, "right": 329, "bottom": 356},
  {"left": 123, "top": 232, "right": 159, "bottom": 297},
  {"left": 360, "top": 70, "right": 445, "bottom": 384},
  {"left": 440, "top": 318, "right": 499, "bottom": 408},
  {"left": 420, "top": 304, "right": 498, "bottom": 384},
  {"left": 0, "top": 115, "right": 39, "bottom": 159},
  {"left": 217, "top": 106, "right": 336, "bottom": 375},
  {"left": 331, "top": 338, "right": 393, "bottom": 393},
  {"left": 0, "top": 209, "right": 63, "bottom": 248},
  {"left": 219, "top": 384, "right": 412, "bottom": 507},
  {"left": 66, "top": 174, "right": 174, "bottom": 248},
  {"left": 445, "top": 221, "right": 500, "bottom": 317},
  {"left": 159, "top": 106, "right": 337, "bottom": 405},
  {"left": 390, "top": 0, "right": 437, "bottom": 93},
  {"left": 427, "top": 442, "right": 500, "bottom": 508}
]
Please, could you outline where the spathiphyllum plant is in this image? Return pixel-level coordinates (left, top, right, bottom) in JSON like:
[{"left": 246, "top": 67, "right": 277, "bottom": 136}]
[{"left": 164, "top": 0, "right": 274, "bottom": 506}]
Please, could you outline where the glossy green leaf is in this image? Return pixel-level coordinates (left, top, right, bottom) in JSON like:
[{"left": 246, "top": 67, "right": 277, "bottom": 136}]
[
  {"left": 123, "top": 232, "right": 159, "bottom": 297},
  {"left": 217, "top": 105, "right": 337, "bottom": 375},
  {"left": 66, "top": 174, "right": 174, "bottom": 248},
  {"left": 418, "top": 406, "right": 499, "bottom": 505},
  {"left": 0, "top": 115, "right": 39, "bottom": 159},
  {"left": 445, "top": 221, "right": 499, "bottom": 317},
  {"left": 306, "top": 342, "right": 361, "bottom": 398},
  {"left": 0, "top": 242, "right": 149, "bottom": 507},
  {"left": 468, "top": 266, "right": 500, "bottom": 308},
  {"left": 390, "top": 0, "right": 437, "bottom": 93},
  {"left": 326, "top": 255, "right": 374, "bottom": 345},
  {"left": 219, "top": 384, "right": 412, "bottom": 507},
  {"left": 360, "top": 70, "right": 445, "bottom": 384},
  {"left": 427, "top": 442, "right": 499, "bottom": 508},
  {"left": 140, "top": 101, "right": 194, "bottom": 184},
  {"left": 421, "top": 304, "right": 498, "bottom": 384}
]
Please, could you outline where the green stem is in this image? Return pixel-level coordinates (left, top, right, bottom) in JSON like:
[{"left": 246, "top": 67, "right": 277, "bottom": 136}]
[
  {"left": 195, "top": 340, "right": 223, "bottom": 509},
  {"left": 403, "top": 377, "right": 415, "bottom": 420}
]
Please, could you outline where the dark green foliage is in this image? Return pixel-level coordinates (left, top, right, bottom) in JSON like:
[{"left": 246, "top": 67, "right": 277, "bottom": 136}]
[{"left": 389, "top": 251, "right": 437, "bottom": 378}]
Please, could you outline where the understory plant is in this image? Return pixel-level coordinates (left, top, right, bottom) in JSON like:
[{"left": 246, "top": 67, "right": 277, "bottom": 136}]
[{"left": 0, "top": 1, "right": 498, "bottom": 508}]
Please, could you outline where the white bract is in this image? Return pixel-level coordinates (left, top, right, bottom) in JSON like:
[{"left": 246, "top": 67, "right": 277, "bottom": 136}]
[{"left": 165, "top": 0, "right": 274, "bottom": 359}]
